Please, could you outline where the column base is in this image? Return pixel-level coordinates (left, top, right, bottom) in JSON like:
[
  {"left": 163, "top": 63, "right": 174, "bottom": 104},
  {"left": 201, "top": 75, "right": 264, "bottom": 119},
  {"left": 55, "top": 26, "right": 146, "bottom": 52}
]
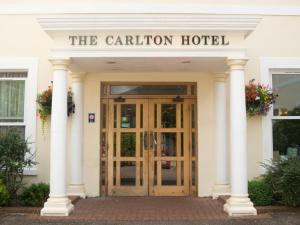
[
  {"left": 212, "top": 184, "right": 230, "bottom": 199},
  {"left": 41, "top": 197, "right": 74, "bottom": 216},
  {"left": 224, "top": 195, "right": 257, "bottom": 216},
  {"left": 67, "top": 184, "right": 86, "bottom": 198}
]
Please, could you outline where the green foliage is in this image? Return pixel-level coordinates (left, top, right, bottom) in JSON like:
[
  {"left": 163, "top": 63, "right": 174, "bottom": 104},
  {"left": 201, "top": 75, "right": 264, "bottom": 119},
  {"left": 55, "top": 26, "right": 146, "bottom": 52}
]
[
  {"left": 248, "top": 179, "right": 273, "bottom": 206},
  {"left": 273, "top": 119, "right": 300, "bottom": 155},
  {"left": 0, "top": 128, "right": 36, "bottom": 205},
  {"left": 0, "top": 180, "right": 10, "bottom": 206},
  {"left": 263, "top": 157, "right": 300, "bottom": 207},
  {"left": 20, "top": 183, "right": 49, "bottom": 207}
]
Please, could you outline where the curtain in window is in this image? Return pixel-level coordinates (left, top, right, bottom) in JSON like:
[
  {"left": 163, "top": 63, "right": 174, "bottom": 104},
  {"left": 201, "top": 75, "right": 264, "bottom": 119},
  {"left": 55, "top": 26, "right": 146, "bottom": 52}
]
[{"left": 0, "top": 80, "right": 25, "bottom": 122}]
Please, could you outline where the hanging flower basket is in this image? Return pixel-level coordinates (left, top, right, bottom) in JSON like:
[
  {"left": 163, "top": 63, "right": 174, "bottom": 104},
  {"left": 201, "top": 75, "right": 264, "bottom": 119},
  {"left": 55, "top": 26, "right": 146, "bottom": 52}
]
[
  {"left": 245, "top": 79, "right": 278, "bottom": 117},
  {"left": 37, "top": 85, "right": 75, "bottom": 128}
]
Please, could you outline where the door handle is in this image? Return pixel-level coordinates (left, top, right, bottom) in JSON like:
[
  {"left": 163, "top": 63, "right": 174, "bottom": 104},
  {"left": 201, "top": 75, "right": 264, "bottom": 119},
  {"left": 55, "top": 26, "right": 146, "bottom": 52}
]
[
  {"left": 144, "top": 131, "right": 148, "bottom": 150},
  {"left": 149, "top": 131, "right": 157, "bottom": 150}
]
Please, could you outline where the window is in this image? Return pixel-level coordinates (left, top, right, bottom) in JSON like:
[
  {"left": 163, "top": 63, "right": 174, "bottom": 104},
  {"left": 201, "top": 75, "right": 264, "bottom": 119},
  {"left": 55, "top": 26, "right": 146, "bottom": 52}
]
[
  {"left": 272, "top": 73, "right": 300, "bottom": 160},
  {"left": 0, "top": 58, "right": 38, "bottom": 175},
  {"left": 0, "top": 72, "right": 27, "bottom": 137}
]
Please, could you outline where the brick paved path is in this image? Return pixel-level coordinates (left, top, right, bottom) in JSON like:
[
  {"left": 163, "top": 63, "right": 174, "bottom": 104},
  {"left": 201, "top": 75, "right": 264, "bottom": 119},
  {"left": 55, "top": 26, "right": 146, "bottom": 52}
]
[
  {"left": 1, "top": 197, "right": 300, "bottom": 225},
  {"left": 72, "top": 197, "right": 228, "bottom": 220}
]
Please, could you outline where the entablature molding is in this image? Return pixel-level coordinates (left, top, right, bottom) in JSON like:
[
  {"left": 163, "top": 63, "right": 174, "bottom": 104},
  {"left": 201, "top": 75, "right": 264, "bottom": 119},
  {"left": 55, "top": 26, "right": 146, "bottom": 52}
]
[{"left": 38, "top": 14, "right": 261, "bottom": 38}]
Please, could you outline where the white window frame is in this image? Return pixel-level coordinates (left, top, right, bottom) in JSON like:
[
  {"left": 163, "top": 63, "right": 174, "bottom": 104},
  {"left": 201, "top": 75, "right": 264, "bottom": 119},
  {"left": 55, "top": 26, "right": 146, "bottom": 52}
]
[
  {"left": 0, "top": 58, "right": 38, "bottom": 175},
  {"left": 260, "top": 57, "right": 300, "bottom": 173}
]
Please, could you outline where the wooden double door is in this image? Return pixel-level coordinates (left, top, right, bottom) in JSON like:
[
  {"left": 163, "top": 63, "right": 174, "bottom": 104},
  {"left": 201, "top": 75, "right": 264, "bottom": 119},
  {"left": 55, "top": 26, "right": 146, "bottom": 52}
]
[{"left": 103, "top": 97, "right": 197, "bottom": 196}]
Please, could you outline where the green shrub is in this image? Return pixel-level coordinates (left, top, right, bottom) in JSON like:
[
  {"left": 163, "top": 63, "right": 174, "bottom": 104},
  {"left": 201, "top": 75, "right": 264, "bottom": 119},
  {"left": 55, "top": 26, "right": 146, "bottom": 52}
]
[
  {"left": 263, "top": 157, "right": 300, "bottom": 207},
  {"left": 0, "top": 180, "right": 10, "bottom": 206},
  {"left": 0, "top": 128, "right": 36, "bottom": 205},
  {"left": 248, "top": 179, "right": 273, "bottom": 206},
  {"left": 20, "top": 183, "right": 49, "bottom": 207}
]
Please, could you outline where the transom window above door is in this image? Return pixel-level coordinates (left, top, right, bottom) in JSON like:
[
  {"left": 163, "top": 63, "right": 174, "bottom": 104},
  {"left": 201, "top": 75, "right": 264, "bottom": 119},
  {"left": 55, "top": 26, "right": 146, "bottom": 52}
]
[{"left": 101, "top": 83, "right": 196, "bottom": 98}]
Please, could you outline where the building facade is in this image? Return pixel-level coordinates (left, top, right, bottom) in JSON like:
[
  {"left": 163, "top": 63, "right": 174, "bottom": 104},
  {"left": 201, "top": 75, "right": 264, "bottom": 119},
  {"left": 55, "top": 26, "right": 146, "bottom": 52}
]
[{"left": 1, "top": 0, "right": 300, "bottom": 217}]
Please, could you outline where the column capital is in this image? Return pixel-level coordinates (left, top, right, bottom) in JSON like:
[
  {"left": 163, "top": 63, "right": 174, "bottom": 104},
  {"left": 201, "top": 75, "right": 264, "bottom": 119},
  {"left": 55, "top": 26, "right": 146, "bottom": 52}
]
[
  {"left": 49, "top": 58, "right": 71, "bottom": 71},
  {"left": 70, "top": 72, "right": 86, "bottom": 82},
  {"left": 227, "top": 58, "right": 248, "bottom": 70},
  {"left": 214, "top": 73, "right": 228, "bottom": 82}
]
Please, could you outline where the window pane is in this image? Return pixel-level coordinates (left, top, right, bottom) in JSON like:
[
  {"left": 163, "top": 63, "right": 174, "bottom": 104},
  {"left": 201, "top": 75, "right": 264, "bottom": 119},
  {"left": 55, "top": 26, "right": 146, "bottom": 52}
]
[
  {"left": 161, "top": 104, "right": 176, "bottom": 128},
  {"left": 273, "top": 74, "right": 300, "bottom": 116},
  {"left": 0, "top": 80, "right": 25, "bottom": 122},
  {"left": 0, "top": 126, "right": 25, "bottom": 139},
  {"left": 162, "top": 161, "right": 177, "bottom": 186},
  {"left": 161, "top": 133, "right": 177, "bottom": 157},
  {"left": 121, "top": 104, "right": 136, "bottom": 128},
  {"left": 121, "top": 133, "right": 136, "bottom": 157},
  {"left": 273, "top": 120, "right": 300, "bottom": 159},
  {"left": 120, "top": 161, "right": 136, "bottom": 186},
  {"left": 111, "top": 85, "right": 187, "bottom": 95}
]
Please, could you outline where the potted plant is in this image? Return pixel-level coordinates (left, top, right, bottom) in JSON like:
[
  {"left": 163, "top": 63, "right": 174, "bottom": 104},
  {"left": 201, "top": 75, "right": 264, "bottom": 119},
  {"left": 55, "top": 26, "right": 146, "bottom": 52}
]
[
  {"left": 37, "top": 85, "right": 75, "bottom": 129},
  {"left": 245, "top": 79, "right": 278, "bottom": 117}
]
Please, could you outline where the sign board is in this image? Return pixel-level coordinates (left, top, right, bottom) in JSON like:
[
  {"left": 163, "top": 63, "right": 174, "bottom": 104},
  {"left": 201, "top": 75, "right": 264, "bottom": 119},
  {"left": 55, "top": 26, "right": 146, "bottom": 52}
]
[
  {"left": 68, "top": 34, "right": 230, "bottom": 47},
  {"left": 88, "top": 113, "right": 95, "bottom": 123}
]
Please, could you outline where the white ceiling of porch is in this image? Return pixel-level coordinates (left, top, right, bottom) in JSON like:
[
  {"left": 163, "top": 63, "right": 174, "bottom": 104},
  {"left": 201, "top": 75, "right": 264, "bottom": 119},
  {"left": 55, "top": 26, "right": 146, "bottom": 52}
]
[{"left": 70, "top": 57, "right": 228, "bottom": 73}]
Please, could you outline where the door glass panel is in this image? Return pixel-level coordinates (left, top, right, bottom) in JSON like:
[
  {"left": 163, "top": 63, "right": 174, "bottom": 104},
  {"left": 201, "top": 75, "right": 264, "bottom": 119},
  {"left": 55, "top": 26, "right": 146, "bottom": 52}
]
[
  {"left": 154, "top": 161, "right": 157, "bottom": 185},
  {"left": 140, "top": 104, "right": 143, "bottom": 128},
  {"left": 192, "top": 132, "right": 196, "bottom": 157},
  {"left": 140, "top": 132, "right": 143, "bottom": 157},
  {"left": 192, "top": 161, "right": 196, "bottom": 186},
  {"left": 154, "top": 132, "right": 158, "bottom": 156},
  {"left": 161, "top": 133, "right": 177, "bottom": 157},
  {"left": 121, "top": 104, "right": 136, "bottom": 128},
  {"left": 120, "top": 161, "right": 136, "bottom": 186},
  {"left": 154, "top": 104, "right": 157, "bottom": 128},
  {"left": 113, "top": 132, "right": 116, "bottom": 157},
  {"left": 114, "top": 105, "right": 117, "bottom": 128},
  {"left": 180, "top": 132, "right": 184, "bottom": 157},
  {"left": 101, "top": 161, "right": 106, "bottom": 186},
  {"left": 181, "top": 104, "right": 183, "bottom": 128},
  {"left": 181, "top": 161, "right": 184, "bottom": 185},
  {"left": 102, "top": 104, "right": 106, "bottom": 129},
  {"left": 140, "top": 162, "right": 143, "bottom": 185},
  {"left": 113, "top": 161, "right": 116, "bottom": 185},
  {"left": 111, "top": 85, "right": 188, "bottom": 95},
  {"left": 191, "top": 104, "right": 195, "bottom": 129},
  {"left": 162, "top": 161, "right": 177, "bottom": 185},
  {"left": 161, "top": 104, "right": 176, "bottom": 128},
  {"left": 121, "top": 133, "right": 136, "bottom": 157}
]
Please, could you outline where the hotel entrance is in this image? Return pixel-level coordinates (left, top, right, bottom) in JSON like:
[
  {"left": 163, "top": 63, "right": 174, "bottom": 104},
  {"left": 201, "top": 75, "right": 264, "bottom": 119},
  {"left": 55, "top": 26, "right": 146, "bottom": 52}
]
[{"left": 100, "top": 83, "right": 197, "bottom": 196}]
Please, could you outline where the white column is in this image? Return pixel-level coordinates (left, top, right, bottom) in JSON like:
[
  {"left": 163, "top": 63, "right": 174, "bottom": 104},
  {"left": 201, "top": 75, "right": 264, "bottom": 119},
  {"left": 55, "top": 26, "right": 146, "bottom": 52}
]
[
  {"left": 67, "top": 73, "right": 86, "bottom": 198},
  {"left": 224, "top": 59, "right": 257, "bottom": 216},
  {"left": 41, "top": 59, "right": 74, "bottom": 216},
  {"left": 212, "top": 73, "right": 230, "bottom": 199}
]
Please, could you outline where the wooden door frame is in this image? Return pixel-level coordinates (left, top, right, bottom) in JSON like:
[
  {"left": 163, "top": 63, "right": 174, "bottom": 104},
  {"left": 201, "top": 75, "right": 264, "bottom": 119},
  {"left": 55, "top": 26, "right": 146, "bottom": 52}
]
[{"left": 100, "top": 82, "right": 198, "bottom": 196}]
